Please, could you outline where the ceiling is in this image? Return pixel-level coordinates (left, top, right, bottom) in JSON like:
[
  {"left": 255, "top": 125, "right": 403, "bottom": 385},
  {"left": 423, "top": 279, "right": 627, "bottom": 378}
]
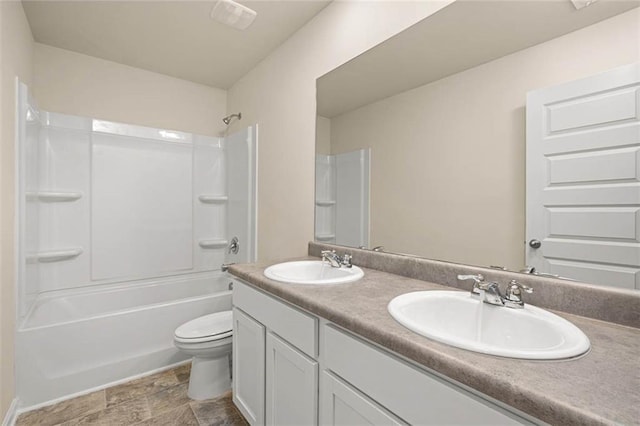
[
  {"left": 22, "top": 0, "right": 331, "bottom": 89},
  {"left": 317, "top": 0, "right": 639, "bottom": 118}
]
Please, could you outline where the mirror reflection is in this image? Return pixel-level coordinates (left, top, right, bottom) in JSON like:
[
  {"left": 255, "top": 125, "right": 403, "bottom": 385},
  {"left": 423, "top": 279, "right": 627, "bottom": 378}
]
[{"left": 315, "top": 0, "right": 640, "bottom": 290}]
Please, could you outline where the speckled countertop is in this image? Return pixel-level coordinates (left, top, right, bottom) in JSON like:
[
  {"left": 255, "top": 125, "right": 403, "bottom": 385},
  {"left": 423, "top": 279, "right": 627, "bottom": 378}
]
[{"left": 228, "top": 259, "right": 640, "bottom": 426}]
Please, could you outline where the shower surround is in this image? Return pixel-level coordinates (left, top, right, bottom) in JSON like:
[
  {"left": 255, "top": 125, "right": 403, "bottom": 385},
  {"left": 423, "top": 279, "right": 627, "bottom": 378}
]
[{"left": 14, "top": 82, "right": 257, "bottom": 409}]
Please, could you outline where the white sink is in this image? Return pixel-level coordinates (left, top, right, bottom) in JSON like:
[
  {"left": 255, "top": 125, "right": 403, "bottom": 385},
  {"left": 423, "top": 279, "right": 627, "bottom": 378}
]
[
  {"left": 388, "top": 291, "right": 590, "bottom": 360},
  {"left": 264, "top": 260, "right": 364, "bottom": 285}
]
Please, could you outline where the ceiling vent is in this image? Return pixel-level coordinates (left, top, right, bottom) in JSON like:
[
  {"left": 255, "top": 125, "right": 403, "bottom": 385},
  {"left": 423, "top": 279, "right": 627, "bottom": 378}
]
[
  {"left": 570, "top": 0, "right": 600, "bottom": 10},
  {"left": 210, "top": 0, "right": 257, "bottom": 30}
]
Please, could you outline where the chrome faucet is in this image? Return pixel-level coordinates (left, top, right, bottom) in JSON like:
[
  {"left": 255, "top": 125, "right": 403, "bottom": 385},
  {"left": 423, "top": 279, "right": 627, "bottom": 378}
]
[
  {"left": 458, "top": 274, "right": 504, "bottom": 306},
  {"left": 321, "top": 250, "right": 353, "bottom": 268},
  {"left": 457, "top": 274, "right": 533, "bottom": 309}
]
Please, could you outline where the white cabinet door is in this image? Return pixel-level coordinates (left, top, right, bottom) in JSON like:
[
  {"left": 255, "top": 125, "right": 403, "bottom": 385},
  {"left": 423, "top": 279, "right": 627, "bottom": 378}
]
[
  {"left": 266, "top": 332, "right": 318, "bottom": 426},
  {"left": 320, "top": 371, "right": 404, "bottom": 426},
  {"left": 233, "top": 307, "right": 265, "bottom": 426},
  {"left": 526, "top": 62, "right": 640, "bottom": 289}
]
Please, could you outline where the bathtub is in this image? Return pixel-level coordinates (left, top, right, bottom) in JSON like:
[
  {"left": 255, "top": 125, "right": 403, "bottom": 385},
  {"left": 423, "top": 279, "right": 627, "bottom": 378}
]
[{"left": 16, "top": 272, "right": 232, "bottom": 408}]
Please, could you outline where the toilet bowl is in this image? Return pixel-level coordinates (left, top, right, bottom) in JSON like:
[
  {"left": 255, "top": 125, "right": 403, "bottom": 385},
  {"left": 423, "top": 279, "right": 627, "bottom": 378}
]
[{"left": 174, "top": 310, "right": 233, "bottom": 400}]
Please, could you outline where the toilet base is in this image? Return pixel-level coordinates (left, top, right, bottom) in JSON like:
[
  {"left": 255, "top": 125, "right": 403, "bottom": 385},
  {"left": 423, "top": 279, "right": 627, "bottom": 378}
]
[{"left": 188, "top": 354, "right": 231, "bottom": 400}]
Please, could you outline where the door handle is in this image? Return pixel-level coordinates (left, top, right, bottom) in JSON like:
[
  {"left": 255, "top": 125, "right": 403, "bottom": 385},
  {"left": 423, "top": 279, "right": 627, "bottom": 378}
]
[
  {"left": 227, "top": 236, "right": 239, "bottom": 254},
  {"left": 529, "top": 239, "right": 542, "bottom": 249}
]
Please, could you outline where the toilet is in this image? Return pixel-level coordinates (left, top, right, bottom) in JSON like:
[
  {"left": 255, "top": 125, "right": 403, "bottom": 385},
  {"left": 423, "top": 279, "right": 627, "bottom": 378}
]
[{"left": 174, "top": 310, "right": 233, "bottom": 400}]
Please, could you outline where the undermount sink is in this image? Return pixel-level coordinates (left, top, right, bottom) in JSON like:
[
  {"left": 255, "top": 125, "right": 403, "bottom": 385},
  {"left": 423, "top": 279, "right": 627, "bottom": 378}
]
[
  {"left": 264, "top": 260, "right": 364, "bottom": 285},
  {"left": 388, "top": 291, "right": 590, "bottom": 360}
]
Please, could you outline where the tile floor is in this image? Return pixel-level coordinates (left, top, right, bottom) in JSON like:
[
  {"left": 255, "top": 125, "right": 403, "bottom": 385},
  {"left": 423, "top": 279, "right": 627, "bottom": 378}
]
[{"left": 15, "top": 364, "right": 248, "bottom": 426}]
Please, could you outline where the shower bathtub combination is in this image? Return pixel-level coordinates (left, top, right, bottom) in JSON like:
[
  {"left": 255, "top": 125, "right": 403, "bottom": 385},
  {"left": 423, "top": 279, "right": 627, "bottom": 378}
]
[{"left": 14, "top": 82, "right": 257, "bottom": 409}]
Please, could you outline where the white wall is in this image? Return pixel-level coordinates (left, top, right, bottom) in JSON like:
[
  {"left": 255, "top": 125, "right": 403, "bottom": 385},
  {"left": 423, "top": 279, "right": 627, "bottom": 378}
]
[
  {"left": 329, "top": 9, "right": 640, "bottom": 270},
  {"left": 33, "top": 43, "right": 228, "bottom": 137},
  {"left": 0, "top": 0, "right": 34, "bottom": 418},
  {"left": 227, "top": 0, "right": 454, "bottom": 262}
]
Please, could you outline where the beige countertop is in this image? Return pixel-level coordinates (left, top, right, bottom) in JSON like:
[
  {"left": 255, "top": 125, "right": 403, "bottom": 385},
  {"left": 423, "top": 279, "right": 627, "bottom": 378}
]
[{"left": 228, "top": 259, "right": 640, "bottom": 426}]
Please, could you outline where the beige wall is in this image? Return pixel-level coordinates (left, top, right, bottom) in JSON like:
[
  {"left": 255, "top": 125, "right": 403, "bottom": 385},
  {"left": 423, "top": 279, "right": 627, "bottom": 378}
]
[
  {"left": 329, "top": 9, "right": 640, "bottom": 270},
  {"left": 315, "top": 116, "right": 331, "bottom": 155},
  {"left": 0, "top": 0, "right": 33, "bottom": 418},
  {"left": 33, "top": 44, "right": 227, "bottom": 137},
  {"left": 228, "top": 0, "right": 454, "bottom": 262}
]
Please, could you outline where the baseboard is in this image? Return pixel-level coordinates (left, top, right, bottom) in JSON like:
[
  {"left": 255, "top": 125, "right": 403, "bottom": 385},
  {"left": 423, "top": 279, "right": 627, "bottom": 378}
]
[{"left": 1, "top": 398, "right": 18, "bottom": 426}]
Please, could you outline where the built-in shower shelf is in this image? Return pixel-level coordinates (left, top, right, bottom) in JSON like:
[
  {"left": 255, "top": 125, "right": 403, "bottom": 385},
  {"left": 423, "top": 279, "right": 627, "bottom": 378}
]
[
  {"left": 198, "top": 195, "right": 228, "bottom": 204},
  {"left": 315, "top": 234, "right": 336, "bottom": 241},
  {"left": 198, "top": 239, "right": 228, "bottom": 249},
  {"left": 27, "top": 191, "right": 83, "bottom": 202},
  {"left": 315, "top": 200, "right": 336, "bottom": 207},
  {"left": 29, "top": 248, "right": 83, "bottom": 263}
]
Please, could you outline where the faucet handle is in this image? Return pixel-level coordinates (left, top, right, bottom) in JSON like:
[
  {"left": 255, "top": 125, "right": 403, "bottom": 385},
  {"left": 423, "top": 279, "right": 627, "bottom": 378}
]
[
  {"left": 507, "top": 279, "right": 533, "bottom": 294},
  {"left": 504, "top": 280, "right": 533, "bottom": 307},
  {"left": 320, "top": 250, "right": 336, "bottom": 260},
  {"left": 458, "top": 274, "right": 489, "bottom": 291},
  {"left": 457, "top": 274, "right": 485, "bottom": 284}
]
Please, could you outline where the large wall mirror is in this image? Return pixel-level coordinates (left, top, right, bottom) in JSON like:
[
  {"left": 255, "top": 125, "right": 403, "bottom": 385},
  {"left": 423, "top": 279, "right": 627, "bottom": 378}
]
[{"left": 315, "top": 0, "right": 640, "bottom": 290}]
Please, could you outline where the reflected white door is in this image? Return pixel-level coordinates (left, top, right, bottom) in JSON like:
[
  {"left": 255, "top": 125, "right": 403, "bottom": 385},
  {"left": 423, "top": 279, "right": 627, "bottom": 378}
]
[{"left": 526, "top": 63, "right": 640, "bottom": 289}]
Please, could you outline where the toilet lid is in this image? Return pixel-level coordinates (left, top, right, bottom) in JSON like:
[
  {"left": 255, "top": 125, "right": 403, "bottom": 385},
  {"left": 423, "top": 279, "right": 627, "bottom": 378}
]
[{"left": 175, "top": 311, "right": 232, "bottom": 340}]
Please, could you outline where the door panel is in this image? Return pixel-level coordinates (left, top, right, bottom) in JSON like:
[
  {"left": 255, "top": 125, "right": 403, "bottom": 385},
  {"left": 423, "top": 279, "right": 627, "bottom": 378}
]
[
  {"left": 547, "top": 147, "right": 639, "bottom": 184},
  {"left": 546, "top": 207, "right": 639, "bottom": 240},
  {"left": 546, "top": 259, "right": 639, "bottom": 290},
  {"left": 547, "top": 87, "right": 638, "bottom": 132}
]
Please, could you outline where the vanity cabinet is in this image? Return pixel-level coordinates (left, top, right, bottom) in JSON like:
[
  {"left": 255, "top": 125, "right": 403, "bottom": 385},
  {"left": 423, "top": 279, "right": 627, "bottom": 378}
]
[
  {"left": 232, "top": 279, "right": 535, "bottom": 426},
  {"left": 233, "top": 280, "right": 319, "bottom": 426}
]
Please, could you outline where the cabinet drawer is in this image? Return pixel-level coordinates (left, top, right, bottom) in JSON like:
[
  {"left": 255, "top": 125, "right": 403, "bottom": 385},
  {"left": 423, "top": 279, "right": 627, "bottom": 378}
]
[
  {"left": 233, "top": 280, "right": 317, "bottom": 357},
  {"left": 321, "top": 371, "right": 404, "bottom": 426},
  {"left": 324, "top": 325, "right": 531, "bottom": 425}
]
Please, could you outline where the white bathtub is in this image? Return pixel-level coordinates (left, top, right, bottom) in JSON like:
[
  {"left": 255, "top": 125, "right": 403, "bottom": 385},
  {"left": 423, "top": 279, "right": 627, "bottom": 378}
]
[{"left": 16, "top": 272, "right": 232, "bottom": 408}]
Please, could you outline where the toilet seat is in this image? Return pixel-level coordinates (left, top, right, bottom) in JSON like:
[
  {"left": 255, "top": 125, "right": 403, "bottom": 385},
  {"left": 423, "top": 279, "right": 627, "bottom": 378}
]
[{"left": 174, "top": 311, "right": 232, "bottom": 344}]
